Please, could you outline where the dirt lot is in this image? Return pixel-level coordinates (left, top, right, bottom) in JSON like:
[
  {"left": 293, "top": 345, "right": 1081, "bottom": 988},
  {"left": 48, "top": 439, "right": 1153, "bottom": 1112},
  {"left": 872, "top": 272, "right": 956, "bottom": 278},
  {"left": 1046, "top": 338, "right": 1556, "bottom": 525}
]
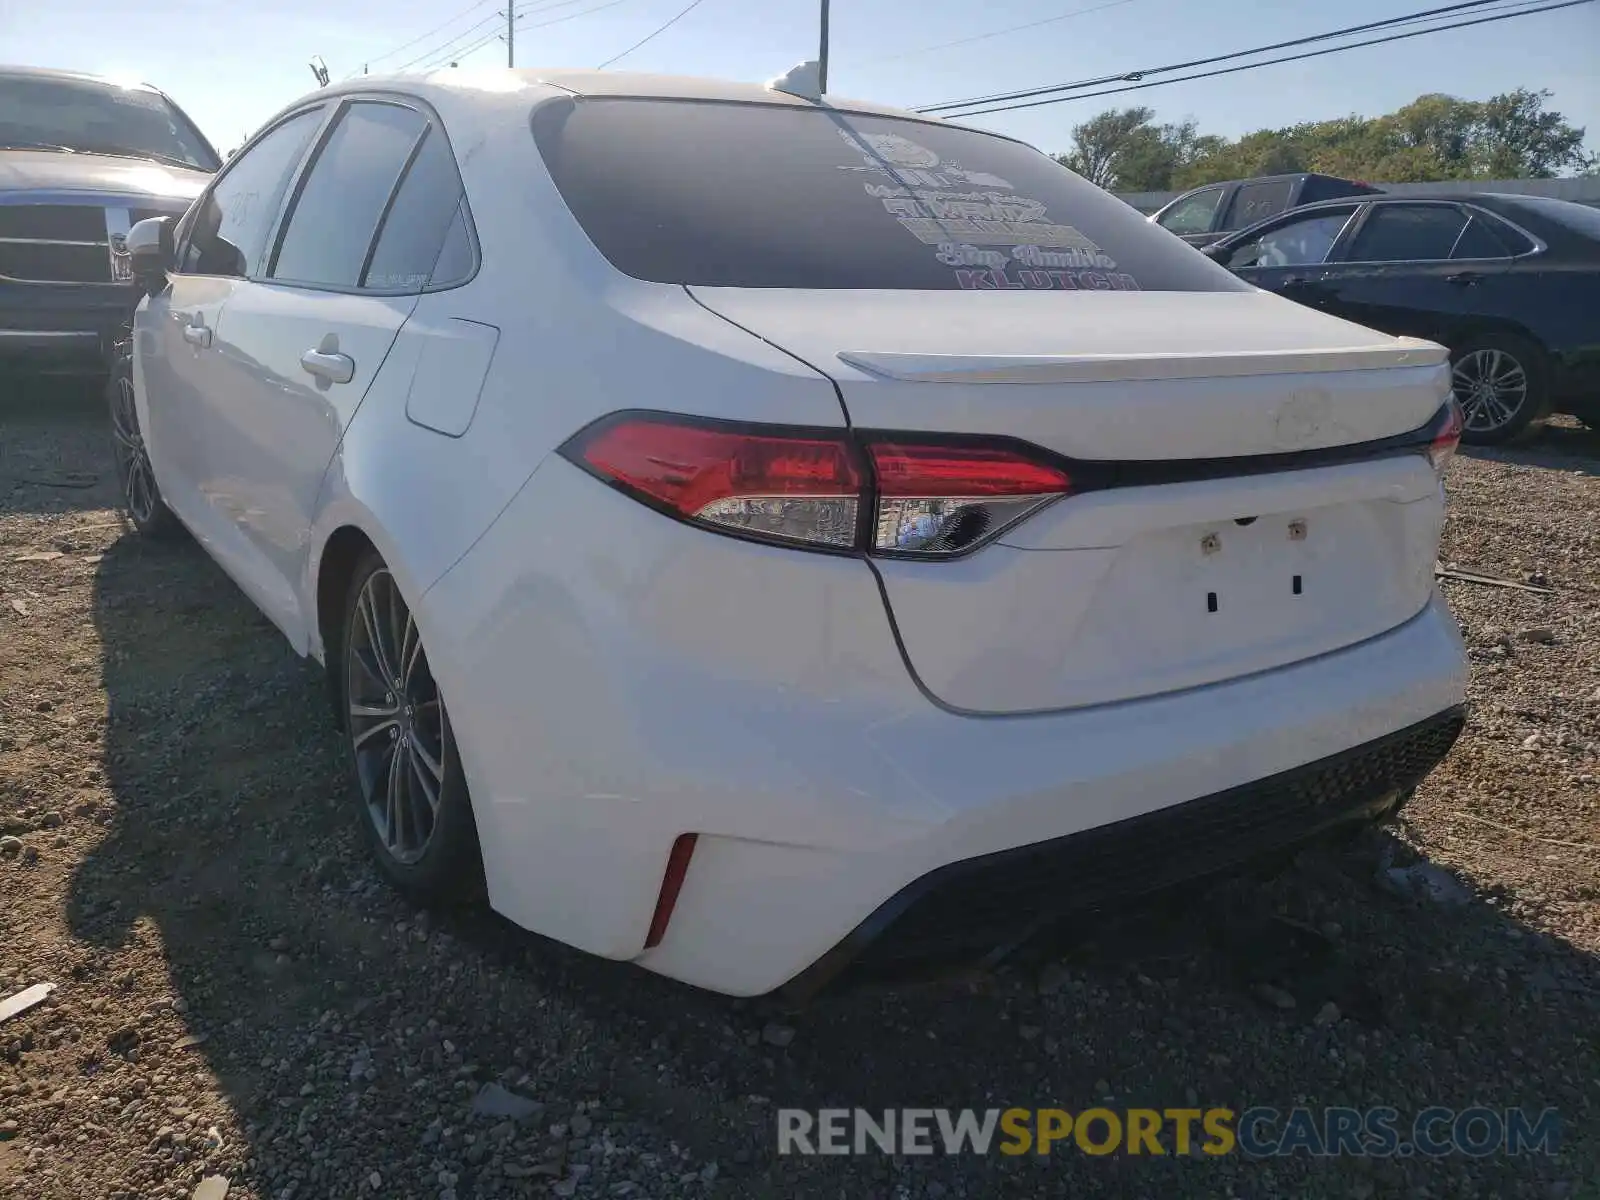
[{"left": 1, "top": 386, "right": 1598, "bottom": 1200}]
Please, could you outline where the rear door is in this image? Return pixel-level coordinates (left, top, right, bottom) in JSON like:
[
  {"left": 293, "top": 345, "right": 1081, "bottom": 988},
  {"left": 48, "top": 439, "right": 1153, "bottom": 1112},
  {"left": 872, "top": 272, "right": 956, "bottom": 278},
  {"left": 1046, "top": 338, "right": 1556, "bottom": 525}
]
[
  {"left": 1314, "top": 202, "right": 1508, "bottom": 342},
  {"left": 197, "top": 97, "right": 471, "bottom": 643},
  {"left": 1215, "top": 176, "right": 1297, "bottom": 236}
]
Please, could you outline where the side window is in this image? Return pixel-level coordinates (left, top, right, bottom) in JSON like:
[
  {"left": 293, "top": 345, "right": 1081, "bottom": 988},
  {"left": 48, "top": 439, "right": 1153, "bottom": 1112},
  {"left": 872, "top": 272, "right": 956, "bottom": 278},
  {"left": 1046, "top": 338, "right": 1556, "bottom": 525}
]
[
  {"left": 1157, "top": 187, "right": 1225, "bottom": 236},
  {"left": 1226, "top": 208, "right": 1356, "bottom": 269},
  {"left": 1469, "top": 210, "right": 1535, "bottom": 256},
  {"left": 177, "top": 108, "right": 322, "bottom": 277},
  {"left": 1220, "top": 179, "right": 1295, "bottom": 232},
  {"left": 363, "top": 124, "right": 475, "bottom": 290},
  {"left": 1345, "top": 205, "right": 1468, "bottom": 263},
  {"left": 270, "top": 101, "right": 427, "bottom": 289},
  {"left": 1449, "top": 216, "right": 1511, "bottom": 260}
]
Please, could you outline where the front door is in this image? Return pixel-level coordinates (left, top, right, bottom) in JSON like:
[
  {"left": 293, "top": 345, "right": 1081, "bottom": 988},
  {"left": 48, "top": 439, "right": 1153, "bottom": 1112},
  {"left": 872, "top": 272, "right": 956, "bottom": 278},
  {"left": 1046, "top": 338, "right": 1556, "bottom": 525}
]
[
  {"left": 137, "top": 104, "right": 328, "bottom": 568},
  {"left": 1222, "top": 203, "right": 1364, "bottom": 314}
]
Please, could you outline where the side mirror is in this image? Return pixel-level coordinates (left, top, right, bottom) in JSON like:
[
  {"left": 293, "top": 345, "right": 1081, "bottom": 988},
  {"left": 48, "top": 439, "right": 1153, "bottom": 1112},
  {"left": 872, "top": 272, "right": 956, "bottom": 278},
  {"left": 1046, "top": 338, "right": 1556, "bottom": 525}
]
[
  {"left": 1200, "top": 242, "right": 1228, "bottom": 261},
  {"left": 125, "top": 216, "right": 173, "bottom": 296}
]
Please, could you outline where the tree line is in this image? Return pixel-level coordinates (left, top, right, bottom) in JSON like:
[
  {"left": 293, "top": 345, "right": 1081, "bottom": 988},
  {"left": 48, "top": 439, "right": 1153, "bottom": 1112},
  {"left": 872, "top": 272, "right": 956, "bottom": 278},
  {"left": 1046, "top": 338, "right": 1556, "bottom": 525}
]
[{"left": 1055, "top": 88, "right": 1596, "bottom": 192}]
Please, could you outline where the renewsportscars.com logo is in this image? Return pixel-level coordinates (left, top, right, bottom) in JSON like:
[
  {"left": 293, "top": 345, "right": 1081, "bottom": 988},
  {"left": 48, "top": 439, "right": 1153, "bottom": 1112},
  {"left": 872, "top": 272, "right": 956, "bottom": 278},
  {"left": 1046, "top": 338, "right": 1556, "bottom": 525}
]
[{"left": 777, "top": 1107, "right": 1562, "bottom": 1158}]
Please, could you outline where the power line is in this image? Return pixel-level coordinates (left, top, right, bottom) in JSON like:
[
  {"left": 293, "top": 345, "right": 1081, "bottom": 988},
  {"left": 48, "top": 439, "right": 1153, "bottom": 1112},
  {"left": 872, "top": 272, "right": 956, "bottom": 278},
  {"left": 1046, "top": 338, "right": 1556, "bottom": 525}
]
[
  {"left": 396, "top": 12, "right": 505, "bottom": 71},
  {"left": 399, "top": 0, "right": 645, "bottom": 75},
  {"left": 596, "top": 0, "right": 709, "bottom": 69},
  {"left": 918, "top": 0, "right": 1532, "bottom": 114},
  {"left": 937, "top": 0, "right": 1592, "bottom": 118},
  {"left": 860, "top": 0, "right": 1137, "bottom": 65},
  {"left": 357, "top": 0, "right": 497, "bottom": 74}
]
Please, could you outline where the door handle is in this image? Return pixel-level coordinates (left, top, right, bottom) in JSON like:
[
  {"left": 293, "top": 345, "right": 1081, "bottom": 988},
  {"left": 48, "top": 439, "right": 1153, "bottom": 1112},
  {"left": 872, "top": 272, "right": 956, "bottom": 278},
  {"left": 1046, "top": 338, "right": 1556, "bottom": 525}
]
[
  {"left": 1446, "top": 271, "right": 1483, "bottom": 286},
  {"left": 181, "top": 324, "right": 212, "bottom": 348},
  {"left": 300, "top": 348, "right": 355, "bottom": 385}
]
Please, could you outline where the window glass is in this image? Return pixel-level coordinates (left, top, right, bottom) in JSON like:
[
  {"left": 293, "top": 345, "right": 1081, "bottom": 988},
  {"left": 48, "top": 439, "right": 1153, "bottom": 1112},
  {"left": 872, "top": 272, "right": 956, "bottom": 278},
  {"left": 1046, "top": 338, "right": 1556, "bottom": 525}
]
[
  {"left": 1157, "top": 188, "right": 1226, "bottom": 236},
  {"left": 272, "top": 102, "right": 426, "bottom": 288},
  {"left": 1503, "top": 195, "right": 1600, "bottom": 241},
  {"left": 1449, "top": 217, "right": 1510, "bottom": 260},
  {"left": 178, "top": 108, "right": 322, "bottom": 277},
  {"left": 1220, "top": 179, "right": 1294, "bottom": 231},
  {"left": 1226, "top": 209, "right": 1356, "bottom": 269},
  {"left": 0, "top": 72, "right": 218, "bottom": 170},
  {"left": 1346, "top": 205, "right": 1468, "bottom": 262},
  {"left": 532, "top": 98, "right": 1249, "bottom": 292},
  {"left": 364, "top": 125, "right": 473, "bottom": 290}
]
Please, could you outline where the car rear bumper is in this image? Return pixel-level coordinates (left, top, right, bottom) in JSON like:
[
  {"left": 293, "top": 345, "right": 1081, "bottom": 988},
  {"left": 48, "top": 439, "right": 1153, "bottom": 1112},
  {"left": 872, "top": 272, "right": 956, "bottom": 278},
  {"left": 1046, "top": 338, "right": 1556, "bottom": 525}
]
[{"left": 782, "top": 704, "right": 1463, "bottom": 997}]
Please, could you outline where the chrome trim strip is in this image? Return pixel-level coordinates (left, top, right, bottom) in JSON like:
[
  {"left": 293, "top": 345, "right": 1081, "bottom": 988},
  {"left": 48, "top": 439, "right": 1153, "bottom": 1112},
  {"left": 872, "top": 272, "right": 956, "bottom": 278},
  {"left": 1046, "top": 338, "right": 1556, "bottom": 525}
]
[
  {"left": 0, "top": 236, "right": 107, "bottom": 246},
  {"left": 0, "top": 330, "right": 99, "bottom": 341}
]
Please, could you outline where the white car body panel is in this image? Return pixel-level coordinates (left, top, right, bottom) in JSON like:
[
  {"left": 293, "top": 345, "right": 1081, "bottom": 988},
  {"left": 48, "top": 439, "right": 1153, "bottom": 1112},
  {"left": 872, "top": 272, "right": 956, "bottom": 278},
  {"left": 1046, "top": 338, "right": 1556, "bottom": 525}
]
[{"left": 128, "top": 67, "right": 1468, "bottom": 997}]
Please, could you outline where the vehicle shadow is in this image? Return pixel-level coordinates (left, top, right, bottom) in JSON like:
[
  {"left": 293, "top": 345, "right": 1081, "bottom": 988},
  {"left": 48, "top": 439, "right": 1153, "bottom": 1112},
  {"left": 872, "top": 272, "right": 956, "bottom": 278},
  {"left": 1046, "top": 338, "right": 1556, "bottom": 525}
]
[
  {"left": 0, "top": 376, "right": 114, "bottom": 517},
  {"left": 68, "top": 531, "right": 1600, "bottom": 1199},
  {"left": 1461, "top": 418, "right": 1600, "bottom": 474}
]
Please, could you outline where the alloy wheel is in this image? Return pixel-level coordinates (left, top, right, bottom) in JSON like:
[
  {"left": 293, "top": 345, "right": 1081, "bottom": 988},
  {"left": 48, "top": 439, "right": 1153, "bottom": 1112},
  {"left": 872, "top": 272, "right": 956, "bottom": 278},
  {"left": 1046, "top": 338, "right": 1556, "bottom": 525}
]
[
  {"left": 346, "top": 569, "right": 448, "bottom": 865},
  {"left": 110, "top": 374, "right": 158, "bottom": 526},
  {"left": 1452, "top": 348, "right": 1528, "bottom": 435}
]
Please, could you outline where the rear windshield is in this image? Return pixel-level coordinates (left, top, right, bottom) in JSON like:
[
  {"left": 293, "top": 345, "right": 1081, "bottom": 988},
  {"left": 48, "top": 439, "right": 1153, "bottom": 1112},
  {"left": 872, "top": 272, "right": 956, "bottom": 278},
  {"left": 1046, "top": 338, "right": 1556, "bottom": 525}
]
[
  {"left": 0, "top": 74, "right": 219, "bottom": 171},
  {"left": 530, "top": 97, "right": 1248, "bottom": 293}
]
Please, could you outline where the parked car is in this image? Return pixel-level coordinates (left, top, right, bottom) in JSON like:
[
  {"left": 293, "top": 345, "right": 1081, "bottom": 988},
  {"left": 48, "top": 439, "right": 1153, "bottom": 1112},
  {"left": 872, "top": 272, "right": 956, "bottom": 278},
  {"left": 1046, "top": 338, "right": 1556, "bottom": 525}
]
[
  {"left": 0, "top": 66, "right": 219, "bottom": 381},
  {"left": 1202, "top": 192, "right": 1600, "bottom": 443},
  {"left": 1150, "top": 173, "right": 1383, "bottom": 248},
  {"left": 115, "top": 70, "right": 1466, "bottom": 997}
]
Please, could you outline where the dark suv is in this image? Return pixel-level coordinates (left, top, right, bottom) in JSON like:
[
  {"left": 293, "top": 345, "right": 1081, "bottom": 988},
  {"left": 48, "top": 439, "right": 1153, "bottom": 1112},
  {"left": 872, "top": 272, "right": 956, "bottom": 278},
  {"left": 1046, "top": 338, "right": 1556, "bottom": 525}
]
[
  {"left": 1149, "top": 173, "right": 1382, "bottom": 248},
  {"left": 1, "top": 66, "right": 220, "bottom": 378}
]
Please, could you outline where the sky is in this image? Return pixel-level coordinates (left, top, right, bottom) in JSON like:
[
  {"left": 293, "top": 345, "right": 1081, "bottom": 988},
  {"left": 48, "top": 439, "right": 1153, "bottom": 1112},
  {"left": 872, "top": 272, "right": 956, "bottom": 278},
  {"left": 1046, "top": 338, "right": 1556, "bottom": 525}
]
[{"left": 3, "top": 0, "right": 1596, "bottom": 164}]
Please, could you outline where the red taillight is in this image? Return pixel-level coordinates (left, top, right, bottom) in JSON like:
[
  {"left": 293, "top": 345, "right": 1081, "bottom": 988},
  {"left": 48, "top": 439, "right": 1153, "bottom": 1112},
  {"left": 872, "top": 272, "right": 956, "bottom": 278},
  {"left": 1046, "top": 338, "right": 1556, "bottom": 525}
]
[
  {"left": 1427, "top": 398, "right": 1463, "bottom": 475},
  {"left": 865, "top": 440, "right": 1072, "bottom": 555},
  {"left": 571, "top": 416, "right": 862, "bottom": 549},
  {"left": 562, "top": 413, "right": 1071, "bottom": 557}
]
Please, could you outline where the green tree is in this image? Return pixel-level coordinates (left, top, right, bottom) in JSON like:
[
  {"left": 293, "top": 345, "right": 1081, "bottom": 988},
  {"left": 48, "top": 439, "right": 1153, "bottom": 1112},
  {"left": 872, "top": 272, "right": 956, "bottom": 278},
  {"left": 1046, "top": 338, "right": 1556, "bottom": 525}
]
[
  {"left": 1474, "top": 88, "right": 1591, "bottom": 177},
  {"left": 1066, "top": 87, "right": 1593, "bottom": 189}
]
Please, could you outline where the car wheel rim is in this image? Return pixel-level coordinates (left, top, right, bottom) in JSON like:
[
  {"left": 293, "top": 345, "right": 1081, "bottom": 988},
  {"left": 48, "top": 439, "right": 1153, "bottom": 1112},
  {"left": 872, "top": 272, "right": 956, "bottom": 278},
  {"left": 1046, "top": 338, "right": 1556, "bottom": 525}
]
[
  {"left": 110, "top": 375, "right": 157, "bottom": 525},
  {"left": 1452, "top": 348, "right": 1528, "bottom": 434},
  {"left": 346, "top": 569, "right": 447, "bottom": 866}
]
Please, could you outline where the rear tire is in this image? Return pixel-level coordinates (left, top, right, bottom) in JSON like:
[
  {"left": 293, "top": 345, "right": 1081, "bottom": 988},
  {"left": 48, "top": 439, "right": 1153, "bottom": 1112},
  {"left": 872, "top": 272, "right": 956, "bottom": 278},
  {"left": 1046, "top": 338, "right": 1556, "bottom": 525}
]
[
  {"left": 1449, "top": 333, "right": 1549, "bottom": 446},
  {"left": 108, "top": 346, "right": 182, "bottom": 538},
  {"left": 339, "top": 551, "right": 484, "bottom": 904}
]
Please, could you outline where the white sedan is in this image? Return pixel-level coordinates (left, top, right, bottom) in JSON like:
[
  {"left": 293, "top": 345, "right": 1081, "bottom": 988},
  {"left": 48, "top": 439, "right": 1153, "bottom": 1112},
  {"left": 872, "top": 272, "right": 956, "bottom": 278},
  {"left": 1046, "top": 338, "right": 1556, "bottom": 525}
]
[{"left": 116, "top": 68, "right": 1468, "bottom": 997}]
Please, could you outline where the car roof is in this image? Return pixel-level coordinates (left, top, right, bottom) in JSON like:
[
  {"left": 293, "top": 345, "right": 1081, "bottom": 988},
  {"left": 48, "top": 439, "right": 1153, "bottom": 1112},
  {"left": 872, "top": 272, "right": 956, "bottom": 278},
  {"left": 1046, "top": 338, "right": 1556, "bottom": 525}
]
[
  {"left": 0, "top": 63, "right": 161, "bottom": 92},
  {"left": 313, "top": 67, "right": 933, "bottom": 122}
]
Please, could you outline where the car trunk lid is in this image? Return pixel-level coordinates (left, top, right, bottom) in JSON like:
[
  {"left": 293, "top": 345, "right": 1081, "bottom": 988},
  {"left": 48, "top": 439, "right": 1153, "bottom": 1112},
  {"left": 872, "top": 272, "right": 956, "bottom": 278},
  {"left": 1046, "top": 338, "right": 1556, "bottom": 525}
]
[{"left": 691, "top": 285, "right": 1452, "bottom": 713}]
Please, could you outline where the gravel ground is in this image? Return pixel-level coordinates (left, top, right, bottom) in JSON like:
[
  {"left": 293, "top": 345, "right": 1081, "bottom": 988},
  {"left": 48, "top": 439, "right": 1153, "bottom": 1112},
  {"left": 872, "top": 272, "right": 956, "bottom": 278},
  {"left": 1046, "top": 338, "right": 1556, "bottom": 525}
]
[{"left": 1, "top": 385, "right": 1597, "bottom": 1200}]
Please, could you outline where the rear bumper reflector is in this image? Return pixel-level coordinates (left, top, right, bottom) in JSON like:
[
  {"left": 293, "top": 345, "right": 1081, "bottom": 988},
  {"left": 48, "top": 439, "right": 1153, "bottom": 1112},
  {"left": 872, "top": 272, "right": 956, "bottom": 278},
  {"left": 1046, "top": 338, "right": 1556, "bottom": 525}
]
[{"left": 644, "top": 833, "right": 699, "bottom": 950}]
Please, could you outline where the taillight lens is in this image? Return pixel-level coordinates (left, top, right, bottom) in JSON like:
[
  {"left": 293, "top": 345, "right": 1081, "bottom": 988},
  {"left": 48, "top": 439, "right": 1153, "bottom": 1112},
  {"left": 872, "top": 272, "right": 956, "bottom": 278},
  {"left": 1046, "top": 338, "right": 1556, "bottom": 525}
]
[
  {"left": 569, "top": 416, "right": 862, "bottom": 549},
  {"left": 1427, "top": 398, "right": 1463, "bottom": 475},
  {"left": 561, "top": 413, "right": 1071, "bottom": 557},
  {"left": 866, "top": 441, "right": 1072, "bottom": 555}
]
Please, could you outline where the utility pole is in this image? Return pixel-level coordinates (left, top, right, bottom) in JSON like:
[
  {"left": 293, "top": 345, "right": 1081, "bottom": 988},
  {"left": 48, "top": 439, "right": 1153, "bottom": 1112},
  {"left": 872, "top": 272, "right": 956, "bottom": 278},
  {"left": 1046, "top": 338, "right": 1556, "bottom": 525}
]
[
  {"left": 817, "top": 0, "right": 830, "bottom": 94},
  {"left": 506, "top": 6, "right": 515, "bottom": 67}
]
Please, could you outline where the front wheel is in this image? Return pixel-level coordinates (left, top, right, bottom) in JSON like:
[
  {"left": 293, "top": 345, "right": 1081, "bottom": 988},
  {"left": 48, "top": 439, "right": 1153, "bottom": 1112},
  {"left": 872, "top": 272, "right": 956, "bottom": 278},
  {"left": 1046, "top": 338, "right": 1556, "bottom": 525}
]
[
  {"left": 1450, "top": 334, "right": 1549, "bottom": 446},
  {"left": 340, "top": 552, "right": 484, "bottom": 903},
  {"left": 107, "top": 348, "right": 181, "bottom": 537}
]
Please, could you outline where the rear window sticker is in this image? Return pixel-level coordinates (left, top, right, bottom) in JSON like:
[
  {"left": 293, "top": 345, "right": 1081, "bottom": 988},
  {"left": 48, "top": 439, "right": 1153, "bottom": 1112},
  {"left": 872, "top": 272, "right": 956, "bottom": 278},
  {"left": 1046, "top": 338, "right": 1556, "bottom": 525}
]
[{"left": 834, "top": 125, "right": 1143, "bottom": 292}]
